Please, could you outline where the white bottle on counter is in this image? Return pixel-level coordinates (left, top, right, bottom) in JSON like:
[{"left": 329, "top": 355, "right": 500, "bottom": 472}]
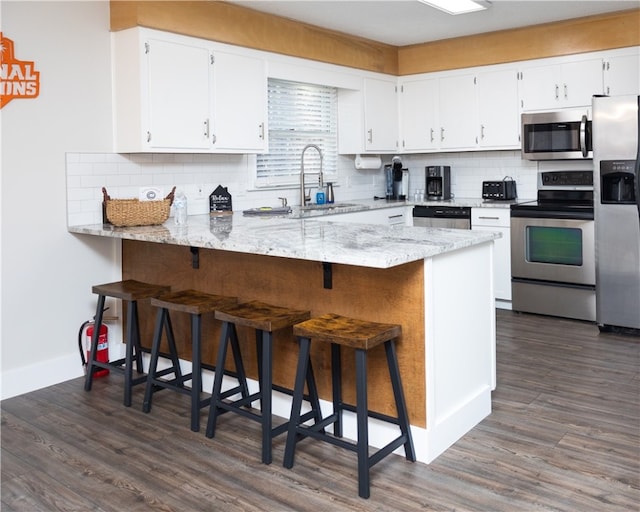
[{"left": 174, "top": 191, "right": 187, "bottom": 225}]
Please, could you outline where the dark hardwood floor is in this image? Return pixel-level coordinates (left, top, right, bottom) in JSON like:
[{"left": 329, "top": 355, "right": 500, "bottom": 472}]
[{"left": 2, "top": 310, "right": 639, "bottom": 511}]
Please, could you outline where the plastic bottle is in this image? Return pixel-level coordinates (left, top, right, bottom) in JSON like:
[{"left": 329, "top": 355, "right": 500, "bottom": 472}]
[{"left": 174, "top": 191, "right": 187, "bottom": 225}]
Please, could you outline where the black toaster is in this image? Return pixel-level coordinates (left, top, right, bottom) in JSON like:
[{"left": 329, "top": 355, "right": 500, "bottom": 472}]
[{"left": 482, "top": 179, "right": 517, "bottom": 200}]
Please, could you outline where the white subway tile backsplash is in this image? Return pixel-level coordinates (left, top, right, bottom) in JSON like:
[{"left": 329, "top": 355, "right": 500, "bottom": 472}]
[{"left": 66, "top": 149, "right": 541, "bottom": 226}]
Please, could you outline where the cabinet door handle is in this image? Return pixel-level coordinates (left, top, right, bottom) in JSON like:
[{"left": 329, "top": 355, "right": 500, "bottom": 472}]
[
  {"left": 478, "top": 216, "right": 500, "bottom": 220},
  {"left": 555, "top": 84, "right": 559, "bottom": 100},
  {"left": 441, "top": 127, "right": 445, "bottom": 141},
  {"left": 259, "top": 122, "right": 265, "bottom": 140},
  {"left": 564, "top": 84, "right": 568, "bottom": 100},
  {"left": 367, "top": 128, "right": 373, "bottom": 143},
  {"left": 146, "top": 131, "right": 151, "bottom": 143},
  {"left": 204, "top": 119, "right": 210, "bottom": 139},
  {"left": 430, "top": 128, "right": 434, "bottom": 143},
  {"left": 481, "top": 125, "right": 485, "bottom": 140}
]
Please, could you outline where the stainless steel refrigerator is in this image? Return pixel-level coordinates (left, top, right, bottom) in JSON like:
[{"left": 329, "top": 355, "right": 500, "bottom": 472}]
[{"left": 593, "top": 95, "right": 640, "bottom": 332}]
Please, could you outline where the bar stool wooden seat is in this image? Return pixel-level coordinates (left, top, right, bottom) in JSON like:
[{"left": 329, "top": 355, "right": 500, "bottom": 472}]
[
  {"left": 84, "top": 280, "right": 173, "bottom": 407},
  {"left": 143, "top": 290, "right": 240, "bottom": 432},
  {"left": 205, "top": 300, "right": 318, "bottom": 465},
  {"left": 284, "top": 313, "right": 416, "bottom": 499}
]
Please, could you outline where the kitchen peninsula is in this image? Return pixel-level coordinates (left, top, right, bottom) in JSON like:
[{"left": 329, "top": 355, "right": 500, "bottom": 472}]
[{"left": 69, "top": 206, "right": 499, "bottom": 463}]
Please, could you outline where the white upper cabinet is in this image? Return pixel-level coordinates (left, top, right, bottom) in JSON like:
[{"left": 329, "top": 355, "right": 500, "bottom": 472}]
[
  {"left": 603, "top": 51, "right": 640, "bottom": 96},
  {"left": 112, "top": 28, "right": 266, "bottom": 153},
  {"left": 519, "top": 58, "right": 603, "bottom": 111},
  {"left": 439, "top": 74, "right": 478, "bottom": 149},
  {"left": 363, "top": 77, "right": 398, "bottom": 152},
  {"left": 477, "top": 68, "right": 520, "bottom": 149},
  {"left": 212, "top": 51, "right": 267, "bottom": 152},
  {"left": 145, "top": 38, "right": 213, "bottom": 151},
  {"left": 398, "top": 78, "right": 438, "bottom": 152}
]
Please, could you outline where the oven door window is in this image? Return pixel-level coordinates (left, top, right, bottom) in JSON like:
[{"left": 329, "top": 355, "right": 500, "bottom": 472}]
[{"left": 526, "top": 226, "right": 583, "bottom": 266}]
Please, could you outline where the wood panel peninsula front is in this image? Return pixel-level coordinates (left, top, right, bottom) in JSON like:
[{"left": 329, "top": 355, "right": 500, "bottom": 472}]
[{"left": 69, "top": 207, "right": 499, "bottom": 463}]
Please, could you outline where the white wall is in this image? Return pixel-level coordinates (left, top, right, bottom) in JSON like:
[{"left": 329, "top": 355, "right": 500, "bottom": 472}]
[{"left": 1, "top": 1, "right": 117, "bottom": 399}]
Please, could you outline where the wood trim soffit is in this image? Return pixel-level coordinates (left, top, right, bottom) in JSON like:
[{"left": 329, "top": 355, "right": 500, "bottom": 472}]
[{"left": 110, "top": 2, "right": 639, "bottom": 76}]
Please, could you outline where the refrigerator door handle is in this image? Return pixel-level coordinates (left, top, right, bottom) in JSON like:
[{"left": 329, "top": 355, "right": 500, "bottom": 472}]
[{"left": 636, "top": 97, "right": 640, "bottom": 222}]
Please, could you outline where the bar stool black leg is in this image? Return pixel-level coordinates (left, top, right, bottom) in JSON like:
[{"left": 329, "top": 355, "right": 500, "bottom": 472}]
[
  {"left": 143, "top": 308, "right": 166, "bottom": 413},
  {"left": 131, "top": 301, "right": 144, "bottom": 374},
  {"left": 84, "top": 294, "right": 106, "bottom": 392},
  {"left": 260, "top": 329, "right": 273, "bottom": 464},
  {"left": 384, "top": 340, "right": 416, "bottom": 462},
  {"left": 331, "top": 343, "right": 343, "bottom": 437},
  {"left": 355, "top": 348, "right": 370, "bottom": 499},
  {"left": 230, "top": 325, "right": 250, "bottom": 400},
  {"left": 123, "top": 300, "right": 138, "bottom": 407},
  {"left": 163, "top": 312, "right": 184, "bottom": 386},
  {"left": 283, "top": 336, "right": 312, "bottom": 469},
  {"left": 191, "top": 313, "right": 202, "bottom": 432},
  {"left": 206, "top": 321, "right": 233, "bottom": 439}
]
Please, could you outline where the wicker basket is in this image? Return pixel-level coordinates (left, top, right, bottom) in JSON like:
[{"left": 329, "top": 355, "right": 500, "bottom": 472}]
[{"left": 103, "top": 186, "right": 175, "bottom": 227}]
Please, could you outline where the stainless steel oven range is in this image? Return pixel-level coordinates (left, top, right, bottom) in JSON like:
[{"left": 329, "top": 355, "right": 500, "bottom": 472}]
[{"left": 510, "top": 169, "right": 595, "bottom": 321}]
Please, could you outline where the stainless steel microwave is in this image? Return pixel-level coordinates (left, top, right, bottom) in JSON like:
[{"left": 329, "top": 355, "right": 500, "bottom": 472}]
[{"left": 521, "top": 108, "right": 592, "bottom": 160}]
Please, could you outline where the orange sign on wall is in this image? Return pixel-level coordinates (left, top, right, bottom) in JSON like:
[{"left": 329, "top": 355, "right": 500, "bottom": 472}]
[{"left": 1, "top": 33, "right": 40, "bottom": 109}]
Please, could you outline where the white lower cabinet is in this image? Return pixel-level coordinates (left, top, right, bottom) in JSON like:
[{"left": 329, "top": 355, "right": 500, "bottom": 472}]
[{"left": 472, "top": 208, "right": 512, "bottom": 304}]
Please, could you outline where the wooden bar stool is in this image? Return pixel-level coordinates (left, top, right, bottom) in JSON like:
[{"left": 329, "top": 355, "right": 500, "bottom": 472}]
[
  {"left": 283, "top": 313, "right": 416, "bottom": 499},
  {"left": 143, "top": 290, "right": 240, "bottom": 432},
  {"left": 205, "top": 300, "right": 318, "bottom": 465},
  {"left": 84, "top": 280, "right": 173, "bottom": 407}
]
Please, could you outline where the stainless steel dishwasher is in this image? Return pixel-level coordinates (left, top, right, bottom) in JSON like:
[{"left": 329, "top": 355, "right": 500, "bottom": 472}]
[{"left": 412, "top": 205, "right": 471, "bottom": 229}]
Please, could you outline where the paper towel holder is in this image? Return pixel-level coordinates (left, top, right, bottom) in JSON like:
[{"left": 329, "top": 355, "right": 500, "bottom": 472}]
[{"left": 354, "top": 154, "right": 382, "bottom": 170}]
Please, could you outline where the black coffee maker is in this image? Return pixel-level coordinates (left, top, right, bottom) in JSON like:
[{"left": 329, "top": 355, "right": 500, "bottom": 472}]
[{"left": 426, "top": 166, "right": 451, "bottom": 200}]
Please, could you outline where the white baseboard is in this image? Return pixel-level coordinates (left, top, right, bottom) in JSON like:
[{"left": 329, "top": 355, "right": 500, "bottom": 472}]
[{"left": 1, "top": 352, "right": 84, "bottom": 401}]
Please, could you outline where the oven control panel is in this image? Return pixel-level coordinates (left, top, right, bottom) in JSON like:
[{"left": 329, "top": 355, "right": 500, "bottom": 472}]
[{"left": 539, "top": 170, "right": 593, "bottom": 188}]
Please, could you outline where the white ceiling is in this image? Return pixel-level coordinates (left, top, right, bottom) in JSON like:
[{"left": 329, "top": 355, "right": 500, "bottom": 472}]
[{"left": 227, "top": 0, "right": 639, "bottom": 46}]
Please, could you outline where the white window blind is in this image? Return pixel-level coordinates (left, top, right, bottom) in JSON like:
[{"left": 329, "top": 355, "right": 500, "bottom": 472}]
[{"left": 256, "top": 79, "right": 338, "bottom": 187}]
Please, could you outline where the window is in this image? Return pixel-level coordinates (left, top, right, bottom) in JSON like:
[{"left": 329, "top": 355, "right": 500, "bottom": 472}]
[{"left": 256, "top": 79, "right": 338, "bottom": 187}]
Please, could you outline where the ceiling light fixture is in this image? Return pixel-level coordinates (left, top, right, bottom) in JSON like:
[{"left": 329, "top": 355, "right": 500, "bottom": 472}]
[{"left": 419, "top": 0, "right": 492, "bottom": 15}]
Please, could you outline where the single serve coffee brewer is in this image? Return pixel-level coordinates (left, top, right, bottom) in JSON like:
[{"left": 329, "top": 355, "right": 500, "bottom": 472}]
[{"left": 385, "top": 156, "right": 409, "bottom": 200}]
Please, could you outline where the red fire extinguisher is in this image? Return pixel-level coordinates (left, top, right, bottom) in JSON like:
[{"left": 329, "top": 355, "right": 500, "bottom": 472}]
[{"left": 78, "top": 315, "right": 110, "bottom": 378}]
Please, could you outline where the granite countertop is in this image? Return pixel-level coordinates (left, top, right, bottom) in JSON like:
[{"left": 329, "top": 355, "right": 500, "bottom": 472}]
[{"left": 69, "top": 205, "right": 500, "bottom": 269}]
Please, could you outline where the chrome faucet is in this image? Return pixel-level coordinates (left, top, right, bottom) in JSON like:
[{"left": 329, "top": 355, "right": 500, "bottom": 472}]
[{"left": 300, "top": 144, "right": 324, "bottom": 206}]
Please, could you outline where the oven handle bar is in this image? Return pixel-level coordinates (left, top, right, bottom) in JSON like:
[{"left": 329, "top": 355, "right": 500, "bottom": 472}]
[
  {"left": 510, "top": 208, "right": 594, "bottom": 221},
  {"left": 512, "top": 277, "right": 596, "bottom": 291}
]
